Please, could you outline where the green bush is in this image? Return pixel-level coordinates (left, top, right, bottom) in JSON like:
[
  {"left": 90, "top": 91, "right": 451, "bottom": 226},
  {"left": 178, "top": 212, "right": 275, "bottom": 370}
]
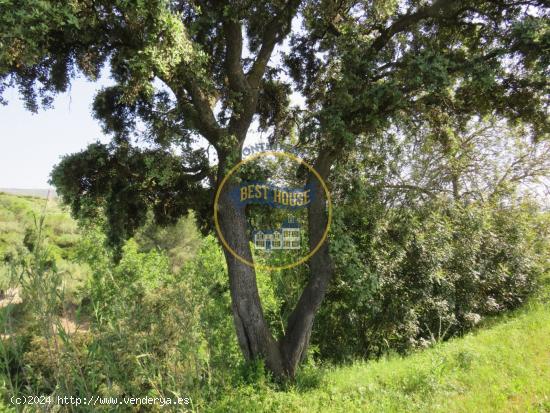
[
  {"left": 315, "top": 199, "right": 547, "bottom": 361},
  {"left": 0, "top": 221, "right": 234, "bottom": 410}
]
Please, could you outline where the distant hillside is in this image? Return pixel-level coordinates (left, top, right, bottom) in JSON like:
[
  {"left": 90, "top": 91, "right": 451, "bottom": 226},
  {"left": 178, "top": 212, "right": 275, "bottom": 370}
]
[
  {"left": 0, "top": 188, "right": 57, "bottom": 198},
  {"left": 0, "top": 192, "right": 79, "bottom": 262}
]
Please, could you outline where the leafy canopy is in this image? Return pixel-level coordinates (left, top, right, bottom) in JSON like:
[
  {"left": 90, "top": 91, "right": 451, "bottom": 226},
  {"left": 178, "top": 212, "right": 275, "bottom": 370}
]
[{"left": 0, "top": 0, "right": 548, "bottom": 246}]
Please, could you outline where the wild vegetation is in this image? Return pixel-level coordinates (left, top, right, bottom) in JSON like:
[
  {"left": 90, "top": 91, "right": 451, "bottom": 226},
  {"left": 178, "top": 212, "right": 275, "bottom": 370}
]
[
  {"left": 0, "top": 189, "right": 547, "bottom": 411},
  {"left": 0, "top": 0, "right": 549, "bottom": 411},
  {"left": 2, "top": 0, "right": 548, "bottom": 378}
]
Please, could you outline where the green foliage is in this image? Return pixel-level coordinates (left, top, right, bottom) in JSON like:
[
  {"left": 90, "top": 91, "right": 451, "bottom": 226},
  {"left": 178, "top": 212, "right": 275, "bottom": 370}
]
[
  {"left": 316, "top": 198, "right": 548, "bottom": 361},
  {"left": 209, "top": 296, "right": 550, "bottom": 412},
  {"left": 1, "top": 0, "right": 549, "bottom": 393},
  {"left": 0, "top": 193, "right": 78, "bottom": 252},
  {"left": 3, "top": 0, "right": 549, "bottom": 380},
  {"left": 3, "top": 0, "right": 547, "bottom": 255},
  {"left": 179, "top": 235, "right": 242, "bottom": 390},
  {"left": 0, "top": 193, "right": 84, "bottom": 294},
  {"left": 0, "top": 219, "right": 233, "bottom": 410},
  {"left": 0, "top": 214, "right": 81, "bottom": 400},
  {"left": 51, "top": 143, "right": 210, "bottom": 250},
  {"left": 253, "top": 261, "right": 309, "bottom": 338},
  {"left": 0, "top": 190, "right": 547, "bottom": 411},
  {"left": 134, "top": 210, "right": 201, "bottom": 273}
]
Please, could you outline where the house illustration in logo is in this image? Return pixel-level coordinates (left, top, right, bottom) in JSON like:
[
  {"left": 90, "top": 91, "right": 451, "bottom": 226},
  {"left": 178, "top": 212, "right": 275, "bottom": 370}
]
[{"left": 253, "top": 218, "right": 301, "bottom": 251}]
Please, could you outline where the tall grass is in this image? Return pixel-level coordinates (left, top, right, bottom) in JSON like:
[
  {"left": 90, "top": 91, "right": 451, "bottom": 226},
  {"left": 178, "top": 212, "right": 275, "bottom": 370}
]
[
  {"left": 210, "top": 292, "right": 550, "bottom": 412},
  {"left": 0, "top": 213, "right": 239, "bottom": 412}
]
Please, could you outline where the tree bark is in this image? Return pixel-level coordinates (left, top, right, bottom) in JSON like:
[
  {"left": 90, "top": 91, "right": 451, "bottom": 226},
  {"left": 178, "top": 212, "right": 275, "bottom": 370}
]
[
  {"left": 215, "top": 147, "right": 336, "bottom": 378},
  {"left": 279, "top": 148, "right": 335, "bottom": 376},
  {"left": 217, "top": 178, "right": 286, "bottom": 376}
]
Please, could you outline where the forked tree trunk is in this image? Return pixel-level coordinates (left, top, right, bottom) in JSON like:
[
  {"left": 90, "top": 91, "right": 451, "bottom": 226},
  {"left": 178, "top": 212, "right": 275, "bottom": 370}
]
[{"left": 216, "top": 149, "right": 335, "bottom": 378}]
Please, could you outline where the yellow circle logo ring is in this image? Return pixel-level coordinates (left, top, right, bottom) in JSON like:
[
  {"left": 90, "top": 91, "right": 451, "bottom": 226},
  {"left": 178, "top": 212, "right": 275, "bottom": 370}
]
[{"left": 214, "top": 151, "right": 332, "bottom": 271}]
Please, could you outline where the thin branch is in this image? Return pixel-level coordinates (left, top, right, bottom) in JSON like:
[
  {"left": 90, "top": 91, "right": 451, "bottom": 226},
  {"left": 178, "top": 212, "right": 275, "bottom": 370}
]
[
  {"left": 247, "top": 0, "right": 301, "bottom": 89},
  {"left": 223, "top": 20, "right": 249, "bottom": 93},
  {"left": 368, "top": 0, "right": 467, "bottom": 54}
]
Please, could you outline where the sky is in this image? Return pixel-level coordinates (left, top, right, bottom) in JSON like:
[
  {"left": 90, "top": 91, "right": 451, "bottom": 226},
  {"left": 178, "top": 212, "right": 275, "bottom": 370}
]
[
  {"left": 0, "top": 76, "right": 112, "bottom": 189},
  {"left": 0, "top": 72, "right": 292, "bottom": 189},
  {"left": 0, "top": 75, "right": 287, "bottom": 190},
  {"left": 0, "top": 18, "right": 305, "bottom": 190}
]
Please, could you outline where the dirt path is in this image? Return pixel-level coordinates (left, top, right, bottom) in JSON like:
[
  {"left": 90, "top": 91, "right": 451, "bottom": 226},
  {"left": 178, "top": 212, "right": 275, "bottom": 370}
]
[{"left": 0, "top": 287, "right": 89, "bottom": 336}]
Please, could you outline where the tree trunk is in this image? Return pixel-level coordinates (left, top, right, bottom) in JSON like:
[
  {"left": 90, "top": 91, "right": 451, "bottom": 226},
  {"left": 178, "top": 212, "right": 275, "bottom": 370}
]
[
  {"left": 217, "top": 179, "right": 286, "bottom": 376},
  {"left": 279, "top": 149, "right": 335, "bottom": 376},
  {"left": 216, "top": 148, "right": 336, "bottom": 378}
]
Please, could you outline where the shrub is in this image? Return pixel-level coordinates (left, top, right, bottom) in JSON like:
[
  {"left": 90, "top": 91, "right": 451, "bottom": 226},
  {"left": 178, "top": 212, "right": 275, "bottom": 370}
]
[{"left": 315, "top": 199, "right": 547, "bottom": 361}]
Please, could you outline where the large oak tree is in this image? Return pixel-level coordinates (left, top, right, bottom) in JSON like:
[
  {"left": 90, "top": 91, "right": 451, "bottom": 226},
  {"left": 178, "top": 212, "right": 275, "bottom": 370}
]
[{"left": 1, "top": 0, "right": 547, "bottom": 377}]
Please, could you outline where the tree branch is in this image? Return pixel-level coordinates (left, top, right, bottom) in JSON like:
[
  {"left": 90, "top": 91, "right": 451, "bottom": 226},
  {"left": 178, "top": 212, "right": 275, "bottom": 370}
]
[
  {"left": 223, "top": 0, "right": 301, "bottom": 143},
  {"left": 369, "top": 0, "right": 466, "bottom": 53},
  {"left": 157, "top": 71, "right": 222, "bottom": 149},
  {"left": 223, "top": 20, "right": 249, "bottom": 93},
  {"left": 247, "top": 0, "right": 301, "bottom": 89}
]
